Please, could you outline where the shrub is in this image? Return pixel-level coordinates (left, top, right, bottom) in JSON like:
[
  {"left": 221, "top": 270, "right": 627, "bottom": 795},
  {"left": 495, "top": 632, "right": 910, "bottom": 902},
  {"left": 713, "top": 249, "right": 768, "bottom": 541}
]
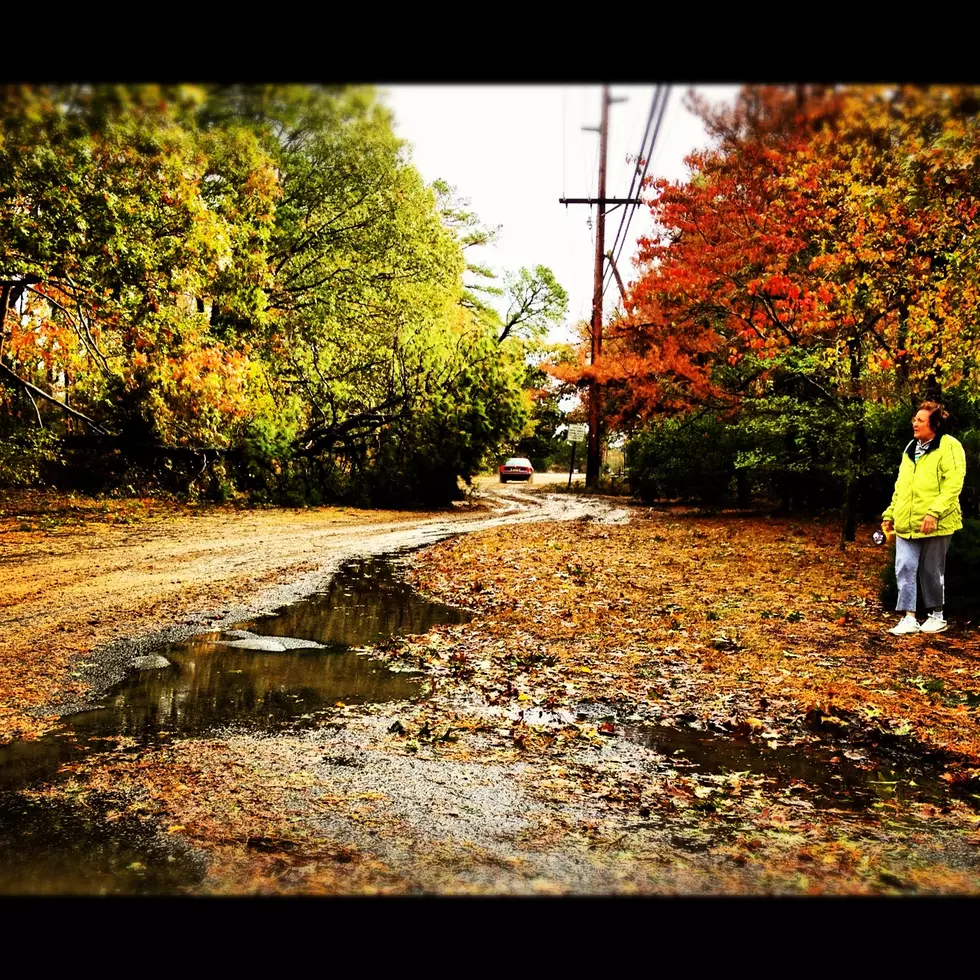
[
  {"left": 0, "top": 427, "right": 62, "bottom": 488},
  {"left": 627, "top": 415, "right": 739, "bottom": 504}
]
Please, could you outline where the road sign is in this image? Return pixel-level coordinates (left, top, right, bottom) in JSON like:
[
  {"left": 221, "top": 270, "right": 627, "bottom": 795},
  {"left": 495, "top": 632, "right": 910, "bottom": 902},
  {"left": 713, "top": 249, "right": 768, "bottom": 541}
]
[{"left": 566, "top": 423, "right": 586, "bottom": 444}]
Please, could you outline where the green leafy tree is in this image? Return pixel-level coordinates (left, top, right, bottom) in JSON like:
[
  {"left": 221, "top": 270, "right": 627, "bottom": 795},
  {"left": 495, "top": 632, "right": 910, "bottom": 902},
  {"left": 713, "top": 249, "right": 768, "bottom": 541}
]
[
  {"left": 0, "top": 83, "right": 550, "bottom": 504},
  {"left": 0, "top": 84, "right": 279, "bottom": 471}
]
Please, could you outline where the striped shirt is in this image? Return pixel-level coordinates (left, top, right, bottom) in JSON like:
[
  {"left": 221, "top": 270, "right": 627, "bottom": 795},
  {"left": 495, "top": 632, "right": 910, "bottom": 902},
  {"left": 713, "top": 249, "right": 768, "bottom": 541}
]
[{"left": 914, "top": 439, "right": 933, "bottom": 461}]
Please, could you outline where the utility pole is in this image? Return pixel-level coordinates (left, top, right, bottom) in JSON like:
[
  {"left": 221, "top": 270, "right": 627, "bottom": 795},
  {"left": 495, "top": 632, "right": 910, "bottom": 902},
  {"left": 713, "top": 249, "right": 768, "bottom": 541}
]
[
  {"left": 585, "top": 87, "right": 609, "bottom": 491},
  {"left": 559, "top": 86, "right": 641, "bottom": 490}
]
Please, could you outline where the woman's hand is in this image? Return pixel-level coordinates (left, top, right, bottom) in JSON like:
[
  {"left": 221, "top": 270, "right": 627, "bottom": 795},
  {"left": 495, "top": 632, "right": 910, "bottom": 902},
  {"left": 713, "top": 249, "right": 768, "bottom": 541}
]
[
  {"left": 881, "top": 520, "right": 894, "bottom": 533},
  {"left": 920, "top": 514, "right": 938, "bottom": 534}
]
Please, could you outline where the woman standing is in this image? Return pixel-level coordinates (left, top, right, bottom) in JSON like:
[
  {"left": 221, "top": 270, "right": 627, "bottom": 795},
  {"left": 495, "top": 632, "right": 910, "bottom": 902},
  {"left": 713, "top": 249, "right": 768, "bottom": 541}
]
[{"left": 881, "top": 400, "right": 967, "bottom": 635}]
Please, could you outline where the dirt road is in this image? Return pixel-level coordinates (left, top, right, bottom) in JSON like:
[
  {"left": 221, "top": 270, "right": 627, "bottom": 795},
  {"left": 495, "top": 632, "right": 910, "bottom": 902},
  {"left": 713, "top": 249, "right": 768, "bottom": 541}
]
[
  {"left": 0, "top": 480, "right": 653, "bottom": 897},
  {"left": 3, "top": 485, "right": 980, "bottom": 896},
  {"left": 0, "top": 481, "right": 618, "bottom": 739}
]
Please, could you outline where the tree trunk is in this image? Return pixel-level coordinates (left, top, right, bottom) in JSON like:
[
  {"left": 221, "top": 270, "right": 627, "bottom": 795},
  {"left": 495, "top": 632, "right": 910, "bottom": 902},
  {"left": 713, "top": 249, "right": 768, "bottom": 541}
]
[
  {"left": 839, "top": 337, "right": 867, "bottom": 548},
  {"left": 735, "top": 469, "right": 751, "bottom": 507},
  {"left": 0, "top": 283, "right": 11, "bottom": 363},
  {"left": 0, "top": 362, "right": 109, "bottom": 433},
  {"left": 840, "top": 413, "right": 867, "bottom": 548},
  {"left": 780, "top": 427, "right": 795, "bottom": 512}
]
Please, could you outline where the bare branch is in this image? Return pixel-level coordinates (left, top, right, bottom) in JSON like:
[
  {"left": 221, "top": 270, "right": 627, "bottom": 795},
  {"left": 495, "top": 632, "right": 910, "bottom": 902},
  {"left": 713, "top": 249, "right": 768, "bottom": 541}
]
[{"left": 0, "top": 362, "right": 111, "bottom": 434}]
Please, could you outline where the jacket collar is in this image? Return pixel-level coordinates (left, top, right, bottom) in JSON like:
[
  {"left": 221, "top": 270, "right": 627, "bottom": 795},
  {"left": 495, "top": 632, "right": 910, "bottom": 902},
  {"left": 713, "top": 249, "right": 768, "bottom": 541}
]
[{"left": 905, "top": 431, "right": 944, "bottom": 462}]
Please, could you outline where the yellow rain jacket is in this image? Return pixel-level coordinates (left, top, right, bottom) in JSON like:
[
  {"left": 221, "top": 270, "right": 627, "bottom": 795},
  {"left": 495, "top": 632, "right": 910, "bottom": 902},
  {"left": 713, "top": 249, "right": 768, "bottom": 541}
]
[{"left": 882, "top": 432, "right": 966, "bottom": 538}]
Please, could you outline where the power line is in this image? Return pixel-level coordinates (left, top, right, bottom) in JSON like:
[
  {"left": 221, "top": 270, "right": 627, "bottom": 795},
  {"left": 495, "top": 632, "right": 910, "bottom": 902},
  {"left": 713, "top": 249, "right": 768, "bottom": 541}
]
[
  {"left": 604, "top": 85, "right": 669, "bottom": 298},
  {"left": 605, "top": 85, "right": 661, "bottom": 275},
  {"left": 561, "top": 87, "right": 566, "bottom": 200},
  {"left": 618, "top": 86, "right": 670, "bottom": 270},
  {"left": 603, "top": 85, "right": 671, "bottom": 302}
]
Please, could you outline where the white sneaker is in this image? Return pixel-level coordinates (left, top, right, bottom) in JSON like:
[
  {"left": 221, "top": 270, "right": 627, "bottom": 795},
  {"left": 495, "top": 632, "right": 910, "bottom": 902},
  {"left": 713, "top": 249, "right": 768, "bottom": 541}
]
[
  {"left": 889, "top": 617, "right": 921, "bottom": 635},
  {"left": 920, "top": 614, "right": 948, "bottom": 633}
]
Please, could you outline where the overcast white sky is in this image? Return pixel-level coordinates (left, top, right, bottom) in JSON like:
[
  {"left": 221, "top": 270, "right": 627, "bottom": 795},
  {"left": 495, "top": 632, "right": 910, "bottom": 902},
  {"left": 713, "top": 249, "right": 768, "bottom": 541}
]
[{"left": 379, "top": 84, "right": 741, "bottom": 341}]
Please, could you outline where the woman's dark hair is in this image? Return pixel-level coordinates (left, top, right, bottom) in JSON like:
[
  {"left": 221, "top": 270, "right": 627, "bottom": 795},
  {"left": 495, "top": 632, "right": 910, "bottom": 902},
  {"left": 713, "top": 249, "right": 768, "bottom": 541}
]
[{"left": 919, "top": 399, "right": 950, "bottom": 433}]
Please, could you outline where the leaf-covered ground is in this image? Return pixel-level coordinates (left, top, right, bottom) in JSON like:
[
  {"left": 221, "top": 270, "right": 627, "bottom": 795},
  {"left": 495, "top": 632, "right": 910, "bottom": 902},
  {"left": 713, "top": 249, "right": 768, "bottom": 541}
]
[
  {"left": 403, "top": 509, "right": 980, "bottom": 766},
  {"left": 3, "top": 492, "right": 980, "bottom": 894},
  {"left": 368, "top": 507, "right": 980, "bottom": 894}
]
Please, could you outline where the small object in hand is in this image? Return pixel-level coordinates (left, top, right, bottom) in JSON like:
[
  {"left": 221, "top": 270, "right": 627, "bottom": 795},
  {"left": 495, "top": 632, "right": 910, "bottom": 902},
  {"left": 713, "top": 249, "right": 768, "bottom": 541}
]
[{"left": 872, "top": 529, "right": 886, "bottom": 546}]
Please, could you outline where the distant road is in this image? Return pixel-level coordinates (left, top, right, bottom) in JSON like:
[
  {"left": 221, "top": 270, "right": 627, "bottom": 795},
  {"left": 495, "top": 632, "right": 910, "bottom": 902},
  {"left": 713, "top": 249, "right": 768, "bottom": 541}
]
[{"left": 472, "top": 471, "right": 584, "bottom": 489}]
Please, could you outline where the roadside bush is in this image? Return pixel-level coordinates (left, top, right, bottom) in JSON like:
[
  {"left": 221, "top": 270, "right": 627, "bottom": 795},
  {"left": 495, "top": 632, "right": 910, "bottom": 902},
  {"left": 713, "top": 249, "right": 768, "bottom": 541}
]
[
  {"left": 0, "top": 427, "right": 62, "bottom": 488},
  {"left": 957, "top": 426, "right": 980, "bottom": 519},
  {"left": 598, "top": 473, "right": 631, "bottom": 496},
  {"left": 627, "top": 415, "right": 740, "bottom": 505},
  {"left": 625, "top": 397, "right": 980, "bottom": 520},
  {"left": 861, "top": 402, "right": 915, "bottom": 520}
]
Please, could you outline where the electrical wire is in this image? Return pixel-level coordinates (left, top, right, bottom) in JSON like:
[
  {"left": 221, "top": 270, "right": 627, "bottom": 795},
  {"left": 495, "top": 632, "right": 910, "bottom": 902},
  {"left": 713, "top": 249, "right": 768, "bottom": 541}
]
[
  {"left": 605, "top": 85, "right": 661, "bottom": 274},
  {"left": 603, "top": 85, "right": 672, "bottom": 302},
  {"left": 604, "top": 84, "right": 669, "bottom": 298},
  {"left": 562, "top": 87, "right": 567, "bottom": 200}
]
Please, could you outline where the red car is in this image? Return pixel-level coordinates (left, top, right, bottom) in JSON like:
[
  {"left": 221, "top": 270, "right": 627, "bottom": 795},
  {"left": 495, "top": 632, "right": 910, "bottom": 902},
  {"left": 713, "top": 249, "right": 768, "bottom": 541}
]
[{"left": 499, "top": 457, "right": 534, "bottom": 483}]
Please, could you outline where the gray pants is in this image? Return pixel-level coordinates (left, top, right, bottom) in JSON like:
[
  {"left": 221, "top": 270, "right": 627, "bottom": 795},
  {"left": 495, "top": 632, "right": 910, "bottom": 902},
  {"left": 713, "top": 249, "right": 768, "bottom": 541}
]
[{"left": 895, "top": 534, "right": 952, "bottom": 613}]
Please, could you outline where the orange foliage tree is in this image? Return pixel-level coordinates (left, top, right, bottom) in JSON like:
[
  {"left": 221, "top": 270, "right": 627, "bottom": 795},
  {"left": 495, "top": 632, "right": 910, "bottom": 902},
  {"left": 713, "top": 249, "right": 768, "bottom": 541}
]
[{"left": 574, "top": 85, "right": 980, "bottom": 536}]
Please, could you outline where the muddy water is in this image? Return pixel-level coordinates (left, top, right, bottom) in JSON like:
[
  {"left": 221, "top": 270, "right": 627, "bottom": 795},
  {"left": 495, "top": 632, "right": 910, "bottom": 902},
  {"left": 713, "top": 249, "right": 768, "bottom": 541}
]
[
  {"left": 73, "top": 553, "right": 470, "bottom": 744},
  {"left": 559, "top": 699, "right": 965, "bottom": 818},
  {"left": 623, "top": 721, "right": 954, "bottom": 811},
  {"left": 0, "top": 552, "right": 470, "bottom": 894}
]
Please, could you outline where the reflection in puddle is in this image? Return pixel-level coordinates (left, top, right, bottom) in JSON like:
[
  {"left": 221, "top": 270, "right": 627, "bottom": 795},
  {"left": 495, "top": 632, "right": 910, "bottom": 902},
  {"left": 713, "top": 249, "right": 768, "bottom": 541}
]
[
  {"left": 623, "top": 721, "right": 954, "bottom": 812},
  {"left": 238, "top": 553, "right": 472, "bottom": 648},
  {"left": 0, "top": 793, "right": 207, "bottom": 895},
  {"left": 1, "top": 553, "right": 471, "bottom": 789},
  {"left": 0, "top": 552, "right": 471, "bottom": 893}
]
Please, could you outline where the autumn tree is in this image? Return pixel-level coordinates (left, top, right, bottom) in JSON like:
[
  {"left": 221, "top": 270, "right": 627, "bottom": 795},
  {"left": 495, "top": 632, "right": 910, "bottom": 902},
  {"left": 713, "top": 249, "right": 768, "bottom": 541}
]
[
  {"left": 195, "top": 86, "right": 534, "bottom": 503},
  {"left": 0, "top": 84, "right": 280, "bottom": 491},
  {"left": 588, "top": 85, "right": 980, "bottom": 537},
  {"left": 0, "top": 84, "right": 560, "bottom": 505}
]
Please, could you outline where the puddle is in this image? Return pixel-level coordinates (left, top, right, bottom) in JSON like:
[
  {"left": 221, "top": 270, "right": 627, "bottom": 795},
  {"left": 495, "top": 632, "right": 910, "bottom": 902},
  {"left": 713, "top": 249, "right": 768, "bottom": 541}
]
[
  {"left": 2, "top": 553, "right": 471, "bottom": 790},
  {"left": 504, "top": 699, "right": 963, "bottom": 819},
  {"left": 0, "top": 552, "right": 471, "bottom": 893},
  {"left": 237, "top": 551, "right": 473, "bottom": 647},
  {"left": 623, "top": 720, "right": 955, "bottom": 812},
  {"left": 502, "top": 699, "right": 959, "bottom": 814},
  {"left": 0, "top": 793, "right": 207, "bottom": 895},
  {"left": 62, "top": 553, "right": 471, "bottom": 745}
]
